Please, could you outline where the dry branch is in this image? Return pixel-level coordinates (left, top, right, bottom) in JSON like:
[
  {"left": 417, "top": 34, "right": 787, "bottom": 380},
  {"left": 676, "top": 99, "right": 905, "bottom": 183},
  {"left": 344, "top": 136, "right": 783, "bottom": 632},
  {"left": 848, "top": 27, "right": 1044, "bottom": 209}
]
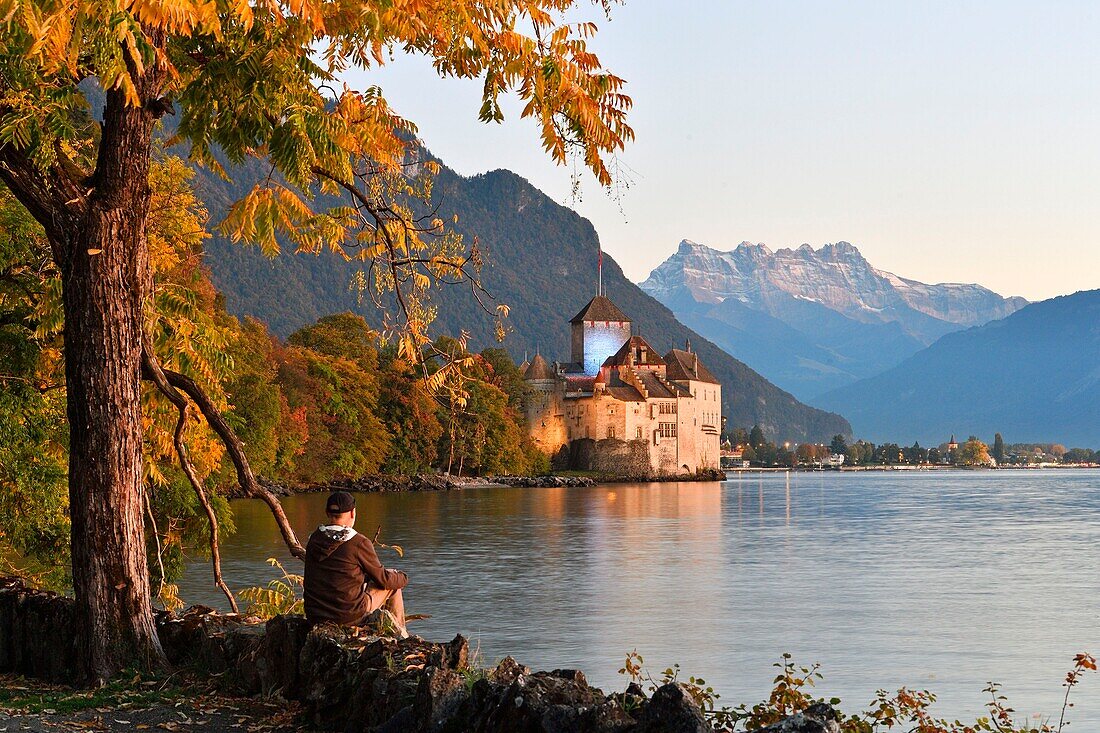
[
  {"left": 152, "top": 364, "right": 307, "bottom": 560},
  {"left": 141, "top": 339, "right": 239, "bottom": 612}
]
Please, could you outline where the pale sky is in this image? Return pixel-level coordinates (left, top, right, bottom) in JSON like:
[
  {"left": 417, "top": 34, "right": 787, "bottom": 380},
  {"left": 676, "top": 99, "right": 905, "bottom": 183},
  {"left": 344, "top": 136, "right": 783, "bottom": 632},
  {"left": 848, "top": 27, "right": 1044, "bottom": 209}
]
[{"left": 347, "top": 1, "right": 1100, "bottom": 302}]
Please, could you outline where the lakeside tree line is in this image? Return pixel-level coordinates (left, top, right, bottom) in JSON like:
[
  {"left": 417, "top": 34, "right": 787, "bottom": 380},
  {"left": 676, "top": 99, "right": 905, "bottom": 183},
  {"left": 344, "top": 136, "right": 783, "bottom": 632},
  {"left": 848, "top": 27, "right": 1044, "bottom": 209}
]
[
  {"left": 728, "top": 427, "right": 1100, "bottom": 468},
  {"left": 0, "top": 159, "right": 545, "bottom": 591}
]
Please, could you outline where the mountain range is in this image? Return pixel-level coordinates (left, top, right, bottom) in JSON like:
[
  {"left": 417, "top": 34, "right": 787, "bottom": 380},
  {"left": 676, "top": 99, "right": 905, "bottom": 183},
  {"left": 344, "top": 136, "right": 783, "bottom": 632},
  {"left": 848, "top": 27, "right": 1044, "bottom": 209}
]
[
  {"left": 189, "top": 155, "right": 851, "bottom": 443},
  {"left": 640, "top": 240, "right": 1027, "bottom": 400},
  {"left": 814, "top": 289, "right": 1100, "bottom": 447}
]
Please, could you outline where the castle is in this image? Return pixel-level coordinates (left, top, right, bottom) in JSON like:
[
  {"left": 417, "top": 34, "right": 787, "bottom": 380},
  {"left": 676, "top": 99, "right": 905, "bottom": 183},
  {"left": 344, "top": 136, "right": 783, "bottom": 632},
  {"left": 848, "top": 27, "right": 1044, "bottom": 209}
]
[{"left": 522, "top": 293, "right": 722, "bottom": 475}]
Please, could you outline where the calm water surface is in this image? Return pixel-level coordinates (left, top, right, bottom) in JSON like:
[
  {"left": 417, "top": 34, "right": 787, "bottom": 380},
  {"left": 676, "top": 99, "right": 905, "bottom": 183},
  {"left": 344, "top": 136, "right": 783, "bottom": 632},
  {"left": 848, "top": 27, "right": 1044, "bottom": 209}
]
[{"left": 180, "top": 470, "right": 1100, "bottom": 725}]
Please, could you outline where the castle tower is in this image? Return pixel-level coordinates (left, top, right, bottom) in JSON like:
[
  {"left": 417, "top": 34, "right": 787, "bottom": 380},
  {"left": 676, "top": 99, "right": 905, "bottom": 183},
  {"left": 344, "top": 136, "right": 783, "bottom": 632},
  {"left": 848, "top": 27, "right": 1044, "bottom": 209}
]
[
  {"left": 569, "top": 295, "right": 632, "bottom": 376},
  {"left": 523, "top": 354, "right": 567, "bottom": 453}
]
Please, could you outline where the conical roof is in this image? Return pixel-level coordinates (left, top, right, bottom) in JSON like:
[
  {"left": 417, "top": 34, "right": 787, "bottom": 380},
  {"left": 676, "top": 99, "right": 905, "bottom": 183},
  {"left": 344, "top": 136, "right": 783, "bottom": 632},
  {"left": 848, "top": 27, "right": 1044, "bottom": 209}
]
[
  {"left": 524, "top": 353, "right": 555, "bottom": 380},
  {"left": 570, "top": 295, "right": 630, "bottom": 324}
]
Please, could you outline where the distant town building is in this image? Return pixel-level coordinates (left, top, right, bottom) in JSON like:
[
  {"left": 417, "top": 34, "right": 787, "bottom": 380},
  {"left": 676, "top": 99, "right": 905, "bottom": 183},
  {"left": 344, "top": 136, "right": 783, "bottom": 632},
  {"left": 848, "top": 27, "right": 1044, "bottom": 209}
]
[{"left": 522, "top": 293, "right": 722, "bottom": 474}]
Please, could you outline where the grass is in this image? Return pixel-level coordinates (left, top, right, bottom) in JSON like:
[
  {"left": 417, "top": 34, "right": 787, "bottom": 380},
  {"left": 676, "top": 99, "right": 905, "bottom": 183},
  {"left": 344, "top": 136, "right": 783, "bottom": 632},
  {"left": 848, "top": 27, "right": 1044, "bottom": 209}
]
[{"left": 0, "top": 673, "right": 185, "bottom": 715}]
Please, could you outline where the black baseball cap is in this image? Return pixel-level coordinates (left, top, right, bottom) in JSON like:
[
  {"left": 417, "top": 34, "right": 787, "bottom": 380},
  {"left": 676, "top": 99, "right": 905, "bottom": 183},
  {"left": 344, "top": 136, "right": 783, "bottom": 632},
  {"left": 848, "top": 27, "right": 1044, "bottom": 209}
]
[{"left": 326, "top": 491, "right": 356, "bottom": 515}]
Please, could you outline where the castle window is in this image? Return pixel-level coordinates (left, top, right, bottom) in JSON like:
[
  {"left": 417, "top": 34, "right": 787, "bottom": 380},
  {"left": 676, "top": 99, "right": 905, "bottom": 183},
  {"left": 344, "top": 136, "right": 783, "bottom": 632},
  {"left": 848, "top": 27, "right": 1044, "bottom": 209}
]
[
  {"left": 607, "top": 426, "right": 616, "bottom": 439},
  {"left": 636, "top": 427, "right": 643, "bottom": 439},
  {"left": 659, "top": 402, "right": 677, "bottom": 415},
  {"left": 658, "top": 422, "right": 677, "bottom": 438}
]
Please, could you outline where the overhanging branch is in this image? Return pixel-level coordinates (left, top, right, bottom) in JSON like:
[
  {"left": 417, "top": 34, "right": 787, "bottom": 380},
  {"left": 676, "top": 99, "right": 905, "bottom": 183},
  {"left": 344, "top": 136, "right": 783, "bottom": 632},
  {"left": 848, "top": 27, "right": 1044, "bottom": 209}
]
[
  {"left": 146, "top": 362, "right": 307, "bottom": 560},
  {"left": 141, "top": 337, "right": 238, "bottom": 612}
]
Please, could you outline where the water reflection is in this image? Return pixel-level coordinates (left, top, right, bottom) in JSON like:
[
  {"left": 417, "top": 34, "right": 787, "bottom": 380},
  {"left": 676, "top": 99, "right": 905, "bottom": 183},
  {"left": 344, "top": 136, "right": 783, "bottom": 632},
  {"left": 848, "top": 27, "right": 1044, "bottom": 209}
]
[{"left": 180, "top": 471, "right": 1100, "bottom": 725}]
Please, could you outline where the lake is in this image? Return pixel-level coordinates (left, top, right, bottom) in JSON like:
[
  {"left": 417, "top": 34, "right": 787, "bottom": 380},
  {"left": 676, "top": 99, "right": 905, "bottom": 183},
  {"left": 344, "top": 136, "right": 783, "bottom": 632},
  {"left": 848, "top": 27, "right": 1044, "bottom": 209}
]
[{"left": 179, "top": 470, "right": 1100, "bottom": 726}]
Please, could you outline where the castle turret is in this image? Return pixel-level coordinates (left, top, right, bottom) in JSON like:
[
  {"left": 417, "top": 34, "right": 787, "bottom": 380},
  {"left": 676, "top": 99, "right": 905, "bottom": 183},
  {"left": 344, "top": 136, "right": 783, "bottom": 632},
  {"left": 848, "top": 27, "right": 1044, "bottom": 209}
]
[
  {"left": 524, "top": 353, "right": 555, "bottom": 381},
  {"left": 523, "top": 354, "right": 567, "bottom": 453}
]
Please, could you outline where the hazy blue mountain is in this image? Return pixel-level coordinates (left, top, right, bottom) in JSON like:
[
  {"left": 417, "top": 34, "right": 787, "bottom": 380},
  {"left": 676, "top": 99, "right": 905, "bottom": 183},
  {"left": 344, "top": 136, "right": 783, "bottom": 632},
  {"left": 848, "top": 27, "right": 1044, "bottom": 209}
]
[
  {"left": 640, "top": 240, "right": 1027, "bottom": 399},
  {"left": 190, "top": 155, "right": 851, "bottom": 442},
  {"left": 814, "top": 290, "right": 1100, "bottom": 447}
]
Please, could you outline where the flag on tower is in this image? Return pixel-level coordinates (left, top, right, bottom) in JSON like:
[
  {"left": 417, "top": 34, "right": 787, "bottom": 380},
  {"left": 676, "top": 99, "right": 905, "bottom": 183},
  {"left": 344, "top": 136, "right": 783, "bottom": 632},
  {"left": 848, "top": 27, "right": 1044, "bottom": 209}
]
[{"left": 597, "top": 245, "right": 603, "bottom": 296}]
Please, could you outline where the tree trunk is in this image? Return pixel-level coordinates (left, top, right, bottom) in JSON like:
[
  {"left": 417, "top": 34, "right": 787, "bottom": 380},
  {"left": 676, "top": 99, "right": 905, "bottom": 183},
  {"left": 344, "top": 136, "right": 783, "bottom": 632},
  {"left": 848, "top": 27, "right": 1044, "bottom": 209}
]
[{"left": 60, "top": 83, "right": 166, "bottom": 683}]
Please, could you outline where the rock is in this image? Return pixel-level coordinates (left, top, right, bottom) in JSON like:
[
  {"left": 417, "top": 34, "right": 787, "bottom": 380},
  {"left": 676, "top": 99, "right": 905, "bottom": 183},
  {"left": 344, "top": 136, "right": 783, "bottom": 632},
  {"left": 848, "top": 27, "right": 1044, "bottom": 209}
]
[
  {"left": 442, "top": 634, "right": 469, "bottom": 670},
  {"left": 412, "top": 667, "right": 469, "bottom": 730},
  {"left": 359, "top": 607, "right": 405, "bottom": 638},
  {"left": 489, "top": 475, "right": 598, "bottom": 488},
  {"left": 297, "top": 624, "right": 370, "bottom": 727},
  {"left": 490, "top": 656, "right": 530, "bottom": 685},
  {"left": 251, "top": 614, "right": 312, "bottom": 696},
  {"left": 757, "top": 702, "right": 841, "bottom": 733},
  {"left": 634, "top": 682, "right": 714, "bottom": 733},
  {"left": 439, "top": 666, "right": 617, "bottom": 733},
  {"left": 0, "top": 578, "right": 842, "bottom": 733},
  {"left": 157, "top": 606, "right": 264, "bottom": 679},
  {"left": 0, "top": 580, "right": 76, "bottom": 682}
]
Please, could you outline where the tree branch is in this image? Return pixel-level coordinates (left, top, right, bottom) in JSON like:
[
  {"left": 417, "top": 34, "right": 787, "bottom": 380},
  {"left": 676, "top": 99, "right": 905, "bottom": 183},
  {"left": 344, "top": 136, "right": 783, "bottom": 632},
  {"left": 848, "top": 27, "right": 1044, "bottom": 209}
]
[
  {"left": 145, "top": 362, "right": 307, "bottom": 560},
  {"left": 143, "top": 483, "right": 169, "bottom": 607},
  {"left": 141, "top": 337, "right": 238, "bottom": 612},
  {"left": 0, "top": 143, "right": 87, "bottom": 254}
]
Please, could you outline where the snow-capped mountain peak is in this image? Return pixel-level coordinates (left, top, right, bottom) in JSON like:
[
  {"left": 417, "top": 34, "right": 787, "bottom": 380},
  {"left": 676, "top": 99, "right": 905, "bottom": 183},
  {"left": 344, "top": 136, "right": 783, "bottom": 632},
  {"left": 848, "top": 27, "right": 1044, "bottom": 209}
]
[
  {"left": 639, "top": 238, "right": 1028, "bottom": 400},
  {"left": 643, "top": 239, "right": 1026, "bottom": 331}
]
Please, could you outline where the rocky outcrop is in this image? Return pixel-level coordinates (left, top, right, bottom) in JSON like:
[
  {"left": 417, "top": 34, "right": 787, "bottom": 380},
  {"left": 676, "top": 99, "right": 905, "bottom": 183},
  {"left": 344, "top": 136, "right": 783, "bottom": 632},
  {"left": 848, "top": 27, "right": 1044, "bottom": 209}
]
[
  {"left": 157, "top": 608, "right": 721, "bottom": 732},
  {"left": 491, "top": 475, "right": 596, "bottom": 488},
  {"left": 260, "top": 470, "right": 721, "bottom": 498},
  {"left": 1, "top": 578, "right": 838, "bottom": 732},
  {"left": 757, "top": 702, "right": 841, "bottom": 732},
  {"left": 252, "top": 474, "right": 463, "bottom": 498},
  {"left": 254, "top": 473, "right": 598, "bottom": 496},
  {"left": 0, "top": 577, "right": 76, "bottom": 682}
]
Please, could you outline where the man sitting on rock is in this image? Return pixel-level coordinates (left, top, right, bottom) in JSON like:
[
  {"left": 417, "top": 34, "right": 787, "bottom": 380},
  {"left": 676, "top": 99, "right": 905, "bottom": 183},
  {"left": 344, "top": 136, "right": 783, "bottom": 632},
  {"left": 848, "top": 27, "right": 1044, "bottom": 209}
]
[{"left": 304, "top": 490, "right": 409, "bottom": 637}]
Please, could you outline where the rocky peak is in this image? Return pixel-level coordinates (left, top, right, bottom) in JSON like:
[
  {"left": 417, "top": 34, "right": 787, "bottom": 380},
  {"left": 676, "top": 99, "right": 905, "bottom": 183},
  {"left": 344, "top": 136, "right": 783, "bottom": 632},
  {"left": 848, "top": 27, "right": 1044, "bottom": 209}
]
[
  {"left": 641, "top": 238, "right": 1027, "bottom": 338},
  {"left": 676, "top": 238, "right": 706, "bottom": 254},
  {"left": 733, "top": 241, "right": 774, "bottom": 258}
]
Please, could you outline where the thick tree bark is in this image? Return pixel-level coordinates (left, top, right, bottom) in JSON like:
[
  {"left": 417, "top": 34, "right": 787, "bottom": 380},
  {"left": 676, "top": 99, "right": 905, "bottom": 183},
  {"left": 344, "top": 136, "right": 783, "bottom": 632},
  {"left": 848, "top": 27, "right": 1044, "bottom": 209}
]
[{"left": 56, "top": 73, "right": 168, "bottom": 682}]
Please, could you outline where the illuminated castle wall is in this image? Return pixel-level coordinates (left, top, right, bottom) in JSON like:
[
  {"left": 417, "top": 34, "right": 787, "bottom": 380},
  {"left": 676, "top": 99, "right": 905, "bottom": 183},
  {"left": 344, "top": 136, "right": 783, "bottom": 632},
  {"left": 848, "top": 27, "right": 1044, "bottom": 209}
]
[{"left": 573, "top": 319, "right": 632, "bottom": 376}]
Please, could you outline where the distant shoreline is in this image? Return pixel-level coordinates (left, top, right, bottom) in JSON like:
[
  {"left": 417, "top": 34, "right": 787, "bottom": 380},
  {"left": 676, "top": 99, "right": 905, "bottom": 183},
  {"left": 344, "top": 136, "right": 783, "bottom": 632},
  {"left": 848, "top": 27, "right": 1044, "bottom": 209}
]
[
  {"left": 723, "top": 463, "right": 1100, "bottom": 473},
  {"left": 236, "top": 464, "right": 1100, "bottom": 499}
]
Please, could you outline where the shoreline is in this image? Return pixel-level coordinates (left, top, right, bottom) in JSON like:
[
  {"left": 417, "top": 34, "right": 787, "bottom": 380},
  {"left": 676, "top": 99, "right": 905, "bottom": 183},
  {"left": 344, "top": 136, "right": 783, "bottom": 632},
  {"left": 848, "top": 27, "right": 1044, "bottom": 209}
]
[
  {"left": 724, "top": 463, "right": 1100, "bottom": 473},
  {"left": 245, "top": 467, "right": 729, "bottom": 499},
  {"left": 234, "top": 463, "right": 1100, "bottom": 499}
]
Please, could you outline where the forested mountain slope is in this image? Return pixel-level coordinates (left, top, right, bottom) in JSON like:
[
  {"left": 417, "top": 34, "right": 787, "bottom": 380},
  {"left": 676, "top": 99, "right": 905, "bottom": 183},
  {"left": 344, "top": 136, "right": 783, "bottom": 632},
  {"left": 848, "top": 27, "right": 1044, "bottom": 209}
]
[
  {"left": 192, "top": 155, "right": 851, "bottom": 442},
  {"left": 815, "top": 290, "right": 1100, "bottom": 446}
]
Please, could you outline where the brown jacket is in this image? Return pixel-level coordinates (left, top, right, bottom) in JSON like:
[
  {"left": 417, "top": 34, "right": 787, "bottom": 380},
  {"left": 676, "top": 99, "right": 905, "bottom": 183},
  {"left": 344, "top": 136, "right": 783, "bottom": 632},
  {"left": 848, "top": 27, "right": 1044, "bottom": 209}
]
[{"left": 303, "top": 526, "right": 408, "bottom": 625}]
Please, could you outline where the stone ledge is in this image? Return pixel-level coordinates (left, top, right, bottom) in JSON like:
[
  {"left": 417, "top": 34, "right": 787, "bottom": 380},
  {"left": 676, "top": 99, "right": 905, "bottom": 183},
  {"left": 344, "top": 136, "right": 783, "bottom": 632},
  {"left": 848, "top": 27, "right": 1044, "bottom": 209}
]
[{"left": 1, "top": 578, "right": 838, "bottom": 733}]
